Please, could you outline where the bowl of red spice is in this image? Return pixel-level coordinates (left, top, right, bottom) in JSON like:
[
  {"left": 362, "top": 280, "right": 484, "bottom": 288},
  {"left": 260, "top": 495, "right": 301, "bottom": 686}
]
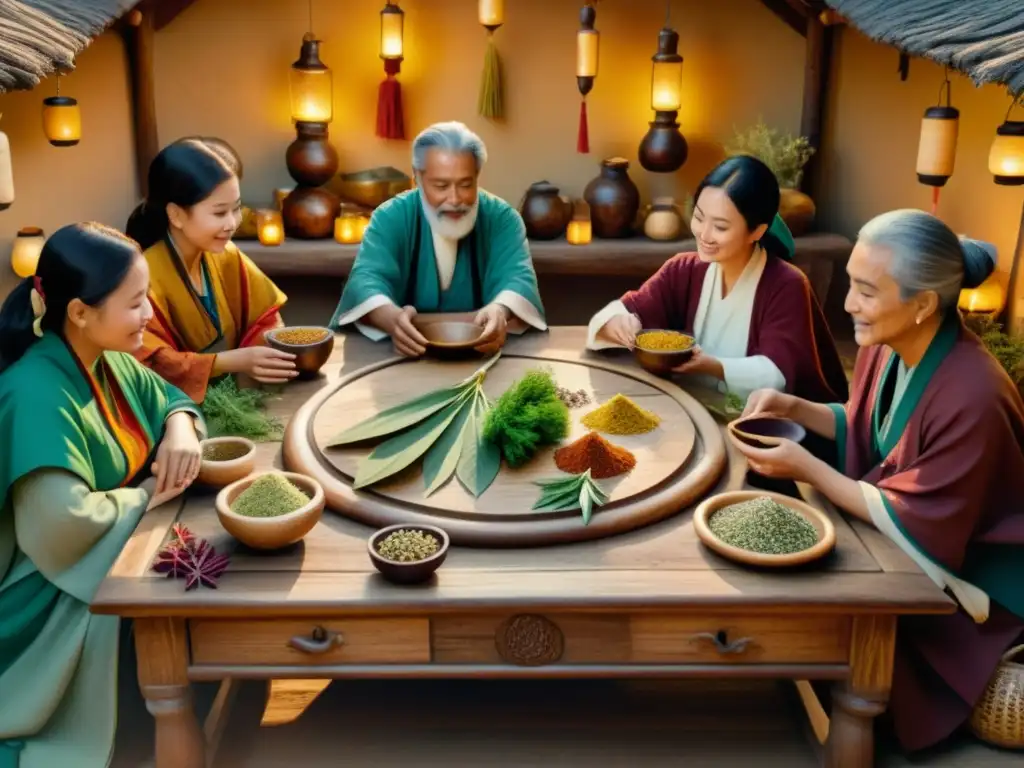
[{"left": 265, "top": 326, "right": 335, "bottom": 378}]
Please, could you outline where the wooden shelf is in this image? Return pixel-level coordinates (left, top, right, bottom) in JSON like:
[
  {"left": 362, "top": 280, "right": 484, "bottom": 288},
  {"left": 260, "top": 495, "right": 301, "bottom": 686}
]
[{"left": 238, "top": 233, "right": 853, "bottom": 280}]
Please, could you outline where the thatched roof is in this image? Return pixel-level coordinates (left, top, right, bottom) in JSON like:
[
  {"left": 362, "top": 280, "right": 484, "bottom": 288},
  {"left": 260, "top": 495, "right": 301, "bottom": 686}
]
[
  {"left": 0, "top": 0, "right": 137, "bottom": 93},
  {"left": 824, "top": 0, "right": 1024, "bottom": 96}
]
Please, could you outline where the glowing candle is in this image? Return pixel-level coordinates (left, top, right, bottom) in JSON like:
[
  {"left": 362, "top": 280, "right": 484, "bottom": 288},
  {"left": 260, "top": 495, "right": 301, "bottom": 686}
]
[
  {"left": 566, "top": 217, "right": 592, "bottom": 246},
  {"left": 334, "top": 214, "right": 361, "bottom": 244},
  {"left": 257, "top": 210, "right": 284, "bottom": 246}
]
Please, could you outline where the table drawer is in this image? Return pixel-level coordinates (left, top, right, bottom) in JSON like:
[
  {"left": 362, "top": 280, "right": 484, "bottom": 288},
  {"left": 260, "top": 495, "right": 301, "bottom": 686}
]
[
  {"left": 630, "top": 615, "right": 849, "bottom": 664},
  {"left": 189, "top": 618, "right": 431, "bottom": 666}
]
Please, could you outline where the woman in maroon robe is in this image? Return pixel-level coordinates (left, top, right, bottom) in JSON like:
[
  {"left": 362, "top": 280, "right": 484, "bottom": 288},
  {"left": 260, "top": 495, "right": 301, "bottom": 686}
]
[
  {"left": 587, "top": 155, "right": 848, "bottom": 405},
  {"left": 734, "top": 208, "right": 1024, "bottom": 752}
]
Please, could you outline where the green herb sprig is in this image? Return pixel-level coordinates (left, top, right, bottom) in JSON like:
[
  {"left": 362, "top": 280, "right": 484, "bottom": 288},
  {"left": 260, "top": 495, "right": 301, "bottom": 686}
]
[
  {"left": 483, "top": 369, "right": 569, "bottom": 467},
  {"left": 533, "top": 469, "right": 609, "bottom": 525},
  {"left": 201, "top": 377, "right": 283, "bottom": 441}
]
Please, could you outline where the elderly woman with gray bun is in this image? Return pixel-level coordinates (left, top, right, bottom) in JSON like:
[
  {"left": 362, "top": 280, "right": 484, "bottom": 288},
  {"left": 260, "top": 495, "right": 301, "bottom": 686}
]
[{"left": 735, "top": 209, "right": 1024, "bottom": 753}]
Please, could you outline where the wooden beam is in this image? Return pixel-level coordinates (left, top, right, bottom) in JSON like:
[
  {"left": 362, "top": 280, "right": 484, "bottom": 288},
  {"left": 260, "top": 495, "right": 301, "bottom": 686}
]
[
  {"left": 800, "top": 13, "right": 834, "bottom": 199},
  {"left": 121, "top": 4, "right": 158, "bottom": 196},
  {"left": 759, "top": 0, "right": 810, "bottom": 37},
  {"left": 153, "top": 0, "right": 200, "bottom": 31},
  {"left": 1004, "top": 199, "right": 1024, "bottom": 335}
]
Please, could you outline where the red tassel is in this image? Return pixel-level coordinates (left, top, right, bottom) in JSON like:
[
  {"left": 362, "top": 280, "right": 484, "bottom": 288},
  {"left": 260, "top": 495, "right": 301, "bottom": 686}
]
[
  {"left": 577, "top": 100, "right": 589, "bottom": 153},
  {"left": 376, "top": 64, "right": 405, "bottom": 140},
  {"left": 931, "top": 186, "right": 940, "bottom": 216}
]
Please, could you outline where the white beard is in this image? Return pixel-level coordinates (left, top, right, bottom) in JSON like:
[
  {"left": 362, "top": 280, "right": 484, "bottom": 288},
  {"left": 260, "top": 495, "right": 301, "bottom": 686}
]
[{"left": 420, "top": 195, "right": 479, "bottom": 241}]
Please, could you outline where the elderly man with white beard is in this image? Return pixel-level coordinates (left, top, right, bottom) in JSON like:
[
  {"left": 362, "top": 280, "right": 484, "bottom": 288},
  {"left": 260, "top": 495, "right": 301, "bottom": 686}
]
[{"left": 329, "top": 121, "right": 547, "bottom": 357}]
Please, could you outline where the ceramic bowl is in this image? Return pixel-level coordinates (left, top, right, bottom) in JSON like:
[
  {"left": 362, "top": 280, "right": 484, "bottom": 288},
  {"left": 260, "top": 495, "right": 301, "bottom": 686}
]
[
  {"left": 727, "top": 416, "right": 807, "bottom": 448},
  {"left": 265, "top": 326, "right": 335, "bottom": 378},
  {"left": 693, "top": 490, "right": 836, "bottom": 568},
  {"left": 632, "top": 329, "right": 696, "bottom": 376},
  {"left": 216, "top": 471, "right": 324, "bottom": 550},
  {"left": 197, "top": 436, "right": 256, "bottom": 488},
  {"left": 368, "top": 523, "right": 450, "bottom": 584},
  {"left": 412, "top": 319, "right": 485, "bottom": 359}
]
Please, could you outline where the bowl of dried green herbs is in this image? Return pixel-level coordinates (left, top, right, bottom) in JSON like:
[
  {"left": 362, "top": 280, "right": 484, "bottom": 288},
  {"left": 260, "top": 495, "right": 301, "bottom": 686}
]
[
  {"left": 368, "top": 523, "right": 450, "bottom": 584},
  {"left": 216, "top": 471, "right": 324, "bottom": 550},
  {"left": 693, "top": 490, "right": 835, "bottom": 567},
  {"left": 197, "top": 436, "right": 256, "bottom": 488}
]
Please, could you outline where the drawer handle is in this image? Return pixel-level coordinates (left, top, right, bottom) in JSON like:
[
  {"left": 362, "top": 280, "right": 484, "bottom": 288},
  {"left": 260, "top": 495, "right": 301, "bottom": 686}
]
[
  {"left": 289, "top": 625, "right": 343, "bottom": 655},
  {"left": 691, "top": 630, "right": 752, "bottom": 655}
]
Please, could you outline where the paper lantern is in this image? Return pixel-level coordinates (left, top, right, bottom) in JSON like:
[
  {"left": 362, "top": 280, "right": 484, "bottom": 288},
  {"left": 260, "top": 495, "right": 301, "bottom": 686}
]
[
  {"left": 479, "top": 0, "right": 504, "bottom": 26},
  {"left": 958, "top": 274, "right": 1006, "bottom": 315},
  {"left": 10, "top": 227, "right": 45, "bottom": 278},
  {"left": 575, "top": 3, "right": 599, "bottom": 154},
  {"left": 42, "top": 96, "right": 81, "bottom": 147},
  {"left": 477, "top": 0, "right": 504, "bottom": 119},
  {"left": 376, "top": 1, "right": 406, "bottom": 140},
  {"left": 0, "top": 119, "right": 13, "bottom": 210},
  {"left": 335, "top": 212, "right": 370, "bottom": 244},
  {"left": 916, "top": 106, "right": 959, "bottom": 187},
  {"left": 638, "top": 25, "right": 687, "bottom": 173},
  {"left": 290, "top": 35, "right": 333, "bottom": 124},
  {"left": 989, "top": 120, "right": 1024, "bottom": 186},
  {"left": 256, "top": 210, "right": 284, "bottom": 246}
]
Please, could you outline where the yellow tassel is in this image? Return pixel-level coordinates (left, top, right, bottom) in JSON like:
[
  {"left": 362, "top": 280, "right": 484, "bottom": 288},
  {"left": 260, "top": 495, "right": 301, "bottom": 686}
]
[{"left": 478, "top": 33, "right": 504, "bottom": 120}]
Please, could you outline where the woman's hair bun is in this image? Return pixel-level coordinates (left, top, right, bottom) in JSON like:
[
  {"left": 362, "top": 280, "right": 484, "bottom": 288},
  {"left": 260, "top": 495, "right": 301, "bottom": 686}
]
[{"left": 958, "top": 236, "right": 997, "bottom": 289}]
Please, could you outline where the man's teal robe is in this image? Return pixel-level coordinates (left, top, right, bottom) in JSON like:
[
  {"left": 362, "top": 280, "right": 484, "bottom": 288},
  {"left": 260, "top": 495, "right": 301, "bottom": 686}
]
[{"left": 330, "top": 189, "right": 546, "bottom": 331}]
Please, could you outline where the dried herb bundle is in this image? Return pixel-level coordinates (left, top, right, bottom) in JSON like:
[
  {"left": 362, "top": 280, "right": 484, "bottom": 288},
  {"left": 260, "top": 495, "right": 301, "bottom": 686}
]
[
  {"left": 533, "top": 469, "right": 609, "bottom": 525},
  {"left": 152, "top": 524, "right": 230, "bottom": 591},
  {"left": 483, "top": 369, "right": 569, "bottom": 467},
  {"left": 201, "top": 377, "right": 283, "bottom": 441},
  {"left": 328, "top": 355, "right": 502, "bottom": 497}
]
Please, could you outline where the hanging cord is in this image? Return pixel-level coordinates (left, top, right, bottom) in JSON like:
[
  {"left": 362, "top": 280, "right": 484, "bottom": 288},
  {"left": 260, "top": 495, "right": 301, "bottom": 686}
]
[
  {"left": 1005, "top": 92, "right": 1023, "bottom": 121},
  {"left": 937, "top": 66, "right": 952, "bottom": 107},
  {"left": 664, "top": 0, "right": 671, "bottom": 27},
  {"left": 307, "top": 0, "right": 314, "bottom": 36}
]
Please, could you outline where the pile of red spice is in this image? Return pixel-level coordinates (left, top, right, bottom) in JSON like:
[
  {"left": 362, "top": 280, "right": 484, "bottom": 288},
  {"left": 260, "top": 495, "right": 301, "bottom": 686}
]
[{"left": 553, "top": 431, "right": 636, "bottom": 479}]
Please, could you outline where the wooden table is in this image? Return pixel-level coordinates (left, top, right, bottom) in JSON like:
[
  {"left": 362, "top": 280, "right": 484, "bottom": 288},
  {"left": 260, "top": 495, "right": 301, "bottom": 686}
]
[{"left": 92, "top": 327, "right": 952, "bottom": 768}]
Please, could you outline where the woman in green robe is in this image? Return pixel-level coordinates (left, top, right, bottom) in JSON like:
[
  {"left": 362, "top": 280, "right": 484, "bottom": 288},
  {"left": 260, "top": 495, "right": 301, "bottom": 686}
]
[{"left": 0, "top": 223, "right": 205, "bottom": 767}]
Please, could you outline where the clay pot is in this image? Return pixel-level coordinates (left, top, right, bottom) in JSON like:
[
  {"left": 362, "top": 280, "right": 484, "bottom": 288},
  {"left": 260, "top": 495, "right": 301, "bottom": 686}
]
[
  {"left": 779, "top": 188, "right": 816, "bottom": 236},
  {"left": 285, "top": 123, "right": 339, "bottom": 187},
  {"left": 643, "top": 197, "right": 685, "bottom": 241},
  {"left": 520, "top": 181, "right": 571, "bottom": 240},
  {"left": 584, "top": 158, "right": 640, "bottom": 239},
  {"left": 282, "top": 186, "right": 341, "bottom": 239}
]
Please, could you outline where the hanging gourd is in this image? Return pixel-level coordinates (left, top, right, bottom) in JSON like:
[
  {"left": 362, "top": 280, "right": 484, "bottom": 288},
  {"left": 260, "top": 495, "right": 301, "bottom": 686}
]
[
  {"left": 42, "top": 73, "right": 81, "bottom": 147},
  {"left": 376, "top": 0, "right": 406, "bottom": 140},
  {"left": 0, "top": 114, "right": 13, "bottom": 210},
  {"left": 477, "top": 0, "right": 505, "bottom": 120},
  {"left": 915, "top": 70, "right": 958, "bottom": 214},
  {"left": 575, "top": 3, "right": 599, "bottom": 153}
]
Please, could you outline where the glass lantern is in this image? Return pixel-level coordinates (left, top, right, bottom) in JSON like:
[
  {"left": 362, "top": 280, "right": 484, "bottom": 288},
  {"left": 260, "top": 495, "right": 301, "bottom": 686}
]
[
  {"left": 650, "top": 29, "right": 683, "bottom": 114},
  {"left": 42, "top": 96, "right": 81, "bottom": 147},
  {"left": 290, "top": 36, "right": 333, "bottom": 124},
  {"left": 988, "top": 120, "right": 1024, "bottom": 186},
  {"left": 380, "top": 2, "right": 404, "bottom": 60}
]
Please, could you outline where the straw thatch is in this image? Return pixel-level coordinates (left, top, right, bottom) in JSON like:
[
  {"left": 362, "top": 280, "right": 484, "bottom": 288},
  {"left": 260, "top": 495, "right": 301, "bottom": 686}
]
[
  {"left": 0, "top": 0, "right": 136, "bottom": 93},
  {"left": 824, "top": 0, "right": 1024, "bottom": 95}
]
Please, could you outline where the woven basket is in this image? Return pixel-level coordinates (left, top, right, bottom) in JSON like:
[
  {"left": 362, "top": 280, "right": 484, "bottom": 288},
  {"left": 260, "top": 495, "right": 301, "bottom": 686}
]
[{"left": 970, "top": 644, "right": 1024, "bottom": 749}]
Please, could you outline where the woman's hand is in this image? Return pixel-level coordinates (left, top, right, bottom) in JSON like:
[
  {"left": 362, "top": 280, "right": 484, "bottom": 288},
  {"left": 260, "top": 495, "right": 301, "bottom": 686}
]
[
  {"left": 672, "top": 346, "right": 724, "bottom": 380},
  {"left": 599, "top": 313, "right": 642, "bottom": 348},
  {"left": 742, "top": 388, "right": 795, "bottom": 419},
  {"left": 151, "top": 412, "right": 202, "bottom": 501},
  {"left": 731, "top": 438, "right": 817, "bottom": 483},
  {"left": 217, "top": 347, "right": 298, "bottom": 383}
]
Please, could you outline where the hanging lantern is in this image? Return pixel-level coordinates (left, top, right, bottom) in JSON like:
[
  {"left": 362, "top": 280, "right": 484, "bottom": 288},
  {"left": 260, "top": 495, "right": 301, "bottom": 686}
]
[
  {"left": 42, "top": 74, "right": 81, "bottom": 147},
  {"left": 575, "top": 3, "right": 599, "bottom": 154},
  {"left": 989, "top": 119, "right": 1024, "bottom": 186},
  {"left": 477, "top": 0, "right": 505, "bottom": 120},
  {"left": 289, "top": 34, "right": 333, "bottom": 124},
  {"left": 959, "top": 274, "right": 1006, "bottom": 316},
  {"left": 0, "top": 115, "right": 13, "bottom": 210},
  {"left": 376, "top": 1, "right": 406, "bottom": 140},
  {"left": 10, "top": 227, "right": 46, "bottom": 278},
  {"left": 637, "top": 8, "right": 687, "bottom": 174},
  {"left": 915, "top": 73, "right": 958, "bottom": 215}
]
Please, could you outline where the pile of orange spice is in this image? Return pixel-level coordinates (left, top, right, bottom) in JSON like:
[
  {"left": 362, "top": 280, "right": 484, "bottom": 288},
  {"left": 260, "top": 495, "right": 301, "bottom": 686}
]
[
  {"left": 274, "top": 328, "right": 329, "bottom": 345},
  {"left": 553, "top": 431, "right": 636, "bottom": 479}
]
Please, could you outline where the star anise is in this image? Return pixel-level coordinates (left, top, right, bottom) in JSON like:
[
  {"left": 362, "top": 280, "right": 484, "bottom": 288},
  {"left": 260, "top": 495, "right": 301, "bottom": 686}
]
[{"left": 152, "top": 524, "right": 230, "bottom": 590}]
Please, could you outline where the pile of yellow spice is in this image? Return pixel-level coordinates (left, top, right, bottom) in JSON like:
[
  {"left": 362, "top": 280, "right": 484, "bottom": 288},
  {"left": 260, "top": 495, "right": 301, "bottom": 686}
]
[{"left": 581, "top": 394, "right": 660, "bottom": 435}]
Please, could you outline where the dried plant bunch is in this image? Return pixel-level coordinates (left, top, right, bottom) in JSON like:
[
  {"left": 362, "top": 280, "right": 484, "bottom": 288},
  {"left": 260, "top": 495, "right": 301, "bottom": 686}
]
[{"left": 725, "top": 117, "right": 815, "bottom": 189}]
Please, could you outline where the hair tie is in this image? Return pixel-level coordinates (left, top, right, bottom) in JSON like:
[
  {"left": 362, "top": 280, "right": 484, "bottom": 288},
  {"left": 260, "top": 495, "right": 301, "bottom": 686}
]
[{"left": 30, "top": 275, "right": 46, "bottom": 338}]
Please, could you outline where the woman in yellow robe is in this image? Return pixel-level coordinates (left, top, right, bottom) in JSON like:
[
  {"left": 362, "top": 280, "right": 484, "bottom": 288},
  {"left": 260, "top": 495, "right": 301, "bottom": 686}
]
[{"left": 126, "top": 138, "right": 296, "bottom": 402}]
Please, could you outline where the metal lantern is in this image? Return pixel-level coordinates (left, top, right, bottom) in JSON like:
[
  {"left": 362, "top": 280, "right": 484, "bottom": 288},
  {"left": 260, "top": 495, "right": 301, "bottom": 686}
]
[
  {"left": 989, "top": 120, "right": 1024, "bottom": 186},
  {"left": 42, "top": 75, "right": 81, "bottom": 147},
  {"left": 380, "top": 0, "right": 404, "bottom": 59},
  {"left": 376, "top": 1, "right": 406, "bottom": 139},
  {"left": 637, "top": 24, "right": 687, "bottom": 173},
  {"left": 575, "top": 3, "right": 599, "bottom": 153},
  {"left": 289, "top": 35, "right": 333, "bottom": 124}
]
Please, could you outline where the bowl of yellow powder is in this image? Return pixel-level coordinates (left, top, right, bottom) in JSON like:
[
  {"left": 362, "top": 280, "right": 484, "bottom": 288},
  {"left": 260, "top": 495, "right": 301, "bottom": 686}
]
[
  {"left": 265, "top": 326, "right": 335, "bottom": 378},
  {"left": 633, "top": 329, "right": 695, "bottom": 376},
  {"left": 216, "top": 470, "right": 324, "bottom": 550}
]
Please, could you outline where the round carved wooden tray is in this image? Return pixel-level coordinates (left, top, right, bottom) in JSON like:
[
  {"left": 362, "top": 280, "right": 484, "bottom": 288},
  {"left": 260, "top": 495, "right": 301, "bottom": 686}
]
[{"left": 283, "top": 353, "right": 726, "bottom": 546}]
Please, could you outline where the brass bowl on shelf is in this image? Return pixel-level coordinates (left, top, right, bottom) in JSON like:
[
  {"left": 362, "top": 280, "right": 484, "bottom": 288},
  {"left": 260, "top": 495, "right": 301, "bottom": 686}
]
[
  {"left": 632, "top": 329, "right": 696, "bottom": 376},
  {"left": 328, "top": 166, "right": 413, "bottom": 210},
  {"left": 265, "top": 326, "right": 335, "bottom": 378}
]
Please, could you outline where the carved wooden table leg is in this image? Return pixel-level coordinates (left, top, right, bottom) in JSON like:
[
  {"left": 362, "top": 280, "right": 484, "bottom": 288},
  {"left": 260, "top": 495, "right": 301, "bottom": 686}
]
[
  {"left": 825, "top": 615, "right": 896, "bottom": 768},
  {"left": 134, "top": 618, "right": 206, "bottom": 768}
]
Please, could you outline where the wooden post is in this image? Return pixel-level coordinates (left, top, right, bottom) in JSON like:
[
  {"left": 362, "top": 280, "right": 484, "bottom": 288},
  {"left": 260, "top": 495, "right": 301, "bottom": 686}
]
[
  {"left": 800, "top": 13, "right": 833, "bottom": 199},
  {"left": 122, "top": 5, "right": 158, "bottom": 197},
  {"left": 1003, "top": 199, "right": 1024, "bottom": 335}
]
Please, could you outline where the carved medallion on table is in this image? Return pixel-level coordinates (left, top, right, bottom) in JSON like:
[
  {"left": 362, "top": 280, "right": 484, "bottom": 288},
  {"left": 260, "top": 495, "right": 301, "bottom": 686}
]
[{"left": 495, "top": 614, "right": 565, "bottom": 666}]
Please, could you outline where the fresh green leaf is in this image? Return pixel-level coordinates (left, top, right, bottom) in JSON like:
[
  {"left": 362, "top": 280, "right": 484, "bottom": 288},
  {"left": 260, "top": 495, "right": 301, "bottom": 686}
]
[
  {"left": 352, "top": 398, "right": 464, "bottom": 489},
  {"left": 579, "top": 484, "right": 594, "bottom": 525},
  {"left": 533, "top": 486, "right": 584, "bottom": 511},
  {"left": 422, "top": 393, "right": 476, "bottom": 496},
  {"left": 530, "top": 469, "right": 608, "bottom": 525},
  {"left": 327, "top": 385, "right": 464, "bottom": 447},
  {"left": 457, "top": 391, "right": 501, "bottom": 497}
]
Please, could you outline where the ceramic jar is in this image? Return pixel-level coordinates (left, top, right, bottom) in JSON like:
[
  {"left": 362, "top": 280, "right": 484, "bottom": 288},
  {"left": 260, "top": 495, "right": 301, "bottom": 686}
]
[
  {"left": 583, "top": 157, "right": 640, "bottom": 239},
  {"left": 778, "top": 188, "right": 816, "bottom": 236},
  {"left": 643, "top": 197, "right": 685, "bottom": 241},
  {"left": 520, "top": 181, "right": 571, "bottom": 240}
]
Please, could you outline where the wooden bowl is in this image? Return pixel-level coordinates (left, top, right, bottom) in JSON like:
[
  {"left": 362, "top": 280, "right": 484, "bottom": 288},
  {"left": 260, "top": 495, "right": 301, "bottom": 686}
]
[
  {"left": 368, "top": 523, "right": 450, "bottom": 584},
  {"left": 265, "top": 326, "right": 335, "bottom": 378},
  {"left": 728, "top": 415, "right": 806, "bottom": 448},
  {"left": 632, "top": 329, "right": 696, "bottom": 376},
  {"left": 197, "top": 436, "right": 256, "bottom": 488},
  {"left": 412, "top": 319, "right": 484, "bottom": 359},
  {"left": 693, "top": 490, "right": 836, "bottom": 568},
  {"left": 216, "top": 471, "right": 324, "bottom": 550}
]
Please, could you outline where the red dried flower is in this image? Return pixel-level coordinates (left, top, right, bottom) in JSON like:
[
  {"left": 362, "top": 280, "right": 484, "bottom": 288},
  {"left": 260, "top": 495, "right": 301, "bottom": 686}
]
[{"left": 152, "top": 524, "right": 230, "bottom": 590}]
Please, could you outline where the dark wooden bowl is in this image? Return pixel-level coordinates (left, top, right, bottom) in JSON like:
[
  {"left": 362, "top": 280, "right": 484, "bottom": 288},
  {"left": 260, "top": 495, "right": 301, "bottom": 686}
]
[
  {"left": 216, "top": 471, "right": 324, "bottom": 550},
  {"left": 412, "top": 319, "right": 485, "bottom": 360},
  {"left": 632, "top": 329, "right": 696, "bottom": 376},
  {"left": 368, "top": 523, "right": 450, "bottom": 584},
  {"left": 265, "top": 326, "right": 335, "bottom": 378},
  {"left": 727, "top": 416, "right": 807, "bottom": 448}
]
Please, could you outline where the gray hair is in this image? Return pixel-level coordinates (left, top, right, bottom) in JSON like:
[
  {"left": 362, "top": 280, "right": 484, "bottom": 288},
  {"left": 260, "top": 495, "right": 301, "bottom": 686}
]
[
  {"left": 857, "top": 209, "right": 996, "bottom": 311},
  {"left": 411, "top": 121, "right": 488, "bottom": 174}
]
